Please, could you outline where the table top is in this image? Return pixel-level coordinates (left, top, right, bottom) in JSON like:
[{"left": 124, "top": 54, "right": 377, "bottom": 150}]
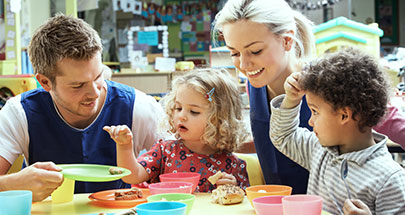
[{"left": 32, "top": 192, "right": 331, "bottom": 215}]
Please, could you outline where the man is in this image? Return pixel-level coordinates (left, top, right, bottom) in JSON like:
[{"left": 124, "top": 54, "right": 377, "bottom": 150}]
[{"left": 0, "top": 14, "right": 164, "bottom": 201}]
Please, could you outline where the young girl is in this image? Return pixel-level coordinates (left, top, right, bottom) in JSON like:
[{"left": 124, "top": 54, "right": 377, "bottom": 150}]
[{"left": 104, "top": 69, "right": 250, "bottom": 192}]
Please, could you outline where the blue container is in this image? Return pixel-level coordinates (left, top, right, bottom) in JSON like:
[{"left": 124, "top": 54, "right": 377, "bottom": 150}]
[
  {"left": 135, "top": 201, "right": 187, "bottom": 215},
  {"left": 0, "top": 190, "right": 32, "bottom": 215}
]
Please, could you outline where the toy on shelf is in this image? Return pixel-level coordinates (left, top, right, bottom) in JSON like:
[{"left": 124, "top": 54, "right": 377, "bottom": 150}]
[{"left": 313, "top": 17, "right": 384, "bottom": 58}]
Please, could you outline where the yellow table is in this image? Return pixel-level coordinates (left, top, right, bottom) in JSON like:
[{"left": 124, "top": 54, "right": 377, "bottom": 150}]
[{"left": 32, "top": 193, "right": 331, "bottom": 215}]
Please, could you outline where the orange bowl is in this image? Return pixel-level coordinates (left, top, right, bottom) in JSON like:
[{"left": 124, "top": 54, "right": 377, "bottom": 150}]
[
  {"left": 245, "top": 185, "right": 292, "bottom": 207},
  {"left": 159, "top": 172, "right": 201, "bottom": 193}
]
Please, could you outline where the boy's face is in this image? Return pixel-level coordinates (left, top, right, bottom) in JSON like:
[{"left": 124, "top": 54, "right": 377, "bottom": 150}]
[
  {"left": 173, "top": 84, "right": 210, "bottom": 146},
  {"left": 306, "top": 92, "right": 345, "bottom": 147}
]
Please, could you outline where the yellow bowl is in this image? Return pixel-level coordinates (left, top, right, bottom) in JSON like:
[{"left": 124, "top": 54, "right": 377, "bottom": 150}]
[{"left": 245, "top": 185, "right": 292, "bottom": 207}]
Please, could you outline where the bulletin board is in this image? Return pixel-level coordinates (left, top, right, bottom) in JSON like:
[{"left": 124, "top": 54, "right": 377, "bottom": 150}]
[
  {"left": 127, "top": 25, "right": 169, "bottom": 69},
  {"left": 375, "top": 0, "right": 399, "bottom": 45}
]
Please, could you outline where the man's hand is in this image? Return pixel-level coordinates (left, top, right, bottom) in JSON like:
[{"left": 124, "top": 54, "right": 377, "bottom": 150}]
[
  {"left": 103, "top": 125, "right": 133, "bottom": 146},
  {"left": 281, "top": 72, "right": 305, "bottom": 109},
  {"left": 2, "top": 162, "right": 63, "bottom": 202},
  {"left": 343, "top": 199, "right": 372, "bottom": 215}
]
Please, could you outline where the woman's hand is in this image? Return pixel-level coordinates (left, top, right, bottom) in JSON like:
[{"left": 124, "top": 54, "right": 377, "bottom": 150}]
[
  {"left": 343, "top": 199, "right": 372, "bottom": 215},
  {"left": 103, "top": 125, "right": 133, "bottom": 146}
]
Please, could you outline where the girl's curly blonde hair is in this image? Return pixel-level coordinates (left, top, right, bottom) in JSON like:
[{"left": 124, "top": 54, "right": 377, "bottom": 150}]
[{"left": 160, "top": 68, "right": 249, "bottom": 152}]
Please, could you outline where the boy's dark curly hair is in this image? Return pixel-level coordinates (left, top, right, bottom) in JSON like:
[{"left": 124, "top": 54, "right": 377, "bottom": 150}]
[{"left": 300, "top": 47, "right": 389, "bottom": 132}]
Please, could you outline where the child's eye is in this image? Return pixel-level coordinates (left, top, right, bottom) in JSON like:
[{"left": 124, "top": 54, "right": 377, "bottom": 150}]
[
  {"left": 175, "top": 107, "right": 182, "bottom": 111},
  {"left": 190, "top": 110, "right": 200, "bottom": 115},
  {"left": 230, "top": 52, "right": 239, "bottom": 57},
  {"left": 311, "top": 109, "right": 318, "bottom": 115},
  {"left": 251, "top": 50, "right": 262, "bottom": 55}
]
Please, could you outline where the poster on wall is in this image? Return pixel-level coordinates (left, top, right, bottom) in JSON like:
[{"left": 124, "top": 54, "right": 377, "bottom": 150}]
[{"left": 375, "top": 0, "right": 399, "bottom": 45}]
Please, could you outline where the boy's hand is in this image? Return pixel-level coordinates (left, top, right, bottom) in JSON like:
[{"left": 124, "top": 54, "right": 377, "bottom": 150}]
[
  {"left": 215, "top": 172, "right": 237, "bottom": 186},
  {"left": 103, "top": 125, "right": 133, "bottom": 146},
  {"left": 281, "top": 72, "right": 305, "bottom": 109},
  {"left": 343, "top": 199, "right": 372, "bottom": 215}
]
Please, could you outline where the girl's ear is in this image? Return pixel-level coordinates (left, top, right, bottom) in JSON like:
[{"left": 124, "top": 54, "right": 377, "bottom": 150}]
[{"left": 35, "top": 73, "right": 53, "bottom": 92}]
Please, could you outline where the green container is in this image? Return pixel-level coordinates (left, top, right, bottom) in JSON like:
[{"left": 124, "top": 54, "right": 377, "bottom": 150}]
[{"left": 147, "top": 193, "right": 195, "bottom": 215}]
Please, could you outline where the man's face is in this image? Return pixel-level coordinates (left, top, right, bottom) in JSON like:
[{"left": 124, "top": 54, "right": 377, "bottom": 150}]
[{"left": 49, "top": 54, "right": 106, "bottom": 127}]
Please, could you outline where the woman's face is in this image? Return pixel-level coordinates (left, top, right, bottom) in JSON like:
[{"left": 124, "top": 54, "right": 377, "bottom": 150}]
[{"left": 222, "top": 20, "right": 290, "bottom": 88}]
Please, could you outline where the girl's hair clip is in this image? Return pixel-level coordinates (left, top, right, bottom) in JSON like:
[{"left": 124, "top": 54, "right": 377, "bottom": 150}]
[{"left": 205, "top": 88, "right": 215, "bottom": 102}]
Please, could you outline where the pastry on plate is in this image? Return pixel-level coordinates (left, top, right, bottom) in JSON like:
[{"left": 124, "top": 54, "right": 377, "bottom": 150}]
[
  {"left": 210, "top": 184, "right": 245, "bottom": 205},
  {"left": 114, "top": 187, "right": 143, "bottom": 200}
]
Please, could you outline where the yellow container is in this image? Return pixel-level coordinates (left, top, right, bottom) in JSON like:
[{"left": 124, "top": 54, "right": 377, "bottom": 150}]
[
  {"left": 0, "top": 60, "right": 16, "bottom": 75},
  {"left": 51, "top": 178, "right": 75, "bottom": 203}
]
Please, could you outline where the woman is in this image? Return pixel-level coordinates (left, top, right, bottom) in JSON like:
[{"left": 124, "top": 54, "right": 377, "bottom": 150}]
[
  {"left": 212, "top": 0, "right": 405, "bottom": 194},
  {"left": 213, "top": 0, "right": 314, "bottom": 194}
]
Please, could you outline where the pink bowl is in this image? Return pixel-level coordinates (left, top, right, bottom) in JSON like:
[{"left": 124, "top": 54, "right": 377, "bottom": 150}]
[
  {"left": 149, "top": 182, "right": 194, "bottom": 195},
  {"left": 159, "top": 172, "right": 201, "bottom": 193},
  {"left": 282, "top": 195, "right": 323, "bottom": 215},
  {"left": 252, "top": 195, "right": 284, "bottom": 215}
]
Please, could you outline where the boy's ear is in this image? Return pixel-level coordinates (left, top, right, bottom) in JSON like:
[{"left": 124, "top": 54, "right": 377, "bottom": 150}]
[
  {"left": 35, "top": 73, "right": 53, "bottom": 92},
  {"left": 339, "top": 107, "right": 353, "bottom": 124}
]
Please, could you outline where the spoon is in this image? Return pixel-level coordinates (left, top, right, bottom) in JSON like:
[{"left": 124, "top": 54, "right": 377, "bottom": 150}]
[{"left": 340, "top": 159, "right": 352, "bottom": 199}]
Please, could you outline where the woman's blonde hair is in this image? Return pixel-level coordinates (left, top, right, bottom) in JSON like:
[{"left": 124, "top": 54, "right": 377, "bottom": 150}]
[
  {"left": 160, "top": 69, "right": 249, "bottom": 152},
  {"left": 212, "top": 0, "right": 315, "bottom": 60},
  {"left": 28, "top": 13, "right": 102, "bottom": 83}
]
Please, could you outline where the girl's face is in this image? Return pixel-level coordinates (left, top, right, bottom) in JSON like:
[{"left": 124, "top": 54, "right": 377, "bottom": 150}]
[
  {"left": 173, "top": 84, "right": 210, "bottom": 146},
  {"left": 222, "top": 20, "right": 291, "bottom": 88},
  {"left": 306, "top": 92, "right": 344, "bottom": 147}
]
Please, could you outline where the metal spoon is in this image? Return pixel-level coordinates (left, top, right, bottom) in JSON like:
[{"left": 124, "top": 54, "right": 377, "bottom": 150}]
[{"left": 340, "top": 159, "right": 352, "bottom": 199}]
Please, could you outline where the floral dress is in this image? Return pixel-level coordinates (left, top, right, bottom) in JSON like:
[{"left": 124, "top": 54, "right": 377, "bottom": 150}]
[{"left": 137, "top": 139, "right": 249, "bottom": 192}]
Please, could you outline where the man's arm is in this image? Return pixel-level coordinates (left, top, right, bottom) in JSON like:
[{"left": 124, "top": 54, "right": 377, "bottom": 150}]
[{"left": 0, "top": 159, "right": 63, "bottom": 202}]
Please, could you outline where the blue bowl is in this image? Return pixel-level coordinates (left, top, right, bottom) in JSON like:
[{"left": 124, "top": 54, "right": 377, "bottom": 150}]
[{"left": 135, "top": 201, "right": 187, "bottom": 215}]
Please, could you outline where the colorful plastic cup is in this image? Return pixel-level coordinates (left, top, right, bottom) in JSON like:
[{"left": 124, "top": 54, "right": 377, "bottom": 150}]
[
  {"left": 282, "top": 194, "right": 323, "bottom": 215},
  {"left": 159, "top": 172, "right": 201, "bottom": 193},
  {"left": 51, "top": 177, "right": 75, "bottom": 203},
  {"left": 252, "top": 195, "right": 284, "bottom": 215},
  {"left": 245, "top": 185, "right": 292, "bottom": 207},
  {"left": 0, "top": 190, "right": 32, "bottom": 215},
  {"left": 147, "top": 193, "right": 195, "bottom": 215},
  {"left": 149, "top": 182, "right": 193, "bottom": 195},
  {"left": 135, "top": 201, "right": 187, "bottom": 215}
]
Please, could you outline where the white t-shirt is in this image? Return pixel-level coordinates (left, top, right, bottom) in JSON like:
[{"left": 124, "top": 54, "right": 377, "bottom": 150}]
[{"left": 0, "top": 87, "right": 165, "bottom": 166}]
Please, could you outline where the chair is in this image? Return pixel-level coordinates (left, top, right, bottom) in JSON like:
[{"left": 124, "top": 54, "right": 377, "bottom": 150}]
[
  {"left": 234, "top": 153, "right": 265, "bottom": 186},
  {"left": 7, "top": 155, "right": 24, "bottom": 174}
]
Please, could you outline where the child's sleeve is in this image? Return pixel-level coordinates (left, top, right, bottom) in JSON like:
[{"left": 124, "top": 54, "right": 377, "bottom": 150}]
[
  {"left": 232, "top": 158, "right": 249, "bottom": 189},
  {"left": 136, "top": 140, "right": 165, "bottom": 183},
  {"left": 373, "top": 105, "right": 405, "bottom": 148},
  {"left": 269, "top": 95, "right": 319, "bottom": 170},
  {"left": 375, "top": 170, "right": 405, "bottom": 214}
]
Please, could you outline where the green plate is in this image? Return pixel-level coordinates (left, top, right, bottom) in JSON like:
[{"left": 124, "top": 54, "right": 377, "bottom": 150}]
[{"left": 58, "top": 164, "right": 131, "bottom": 182}]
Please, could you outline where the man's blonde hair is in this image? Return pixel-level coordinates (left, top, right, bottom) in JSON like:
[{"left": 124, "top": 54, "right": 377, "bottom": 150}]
[{"left": 28, "top": 14, "right": 102, "bottom": 83}]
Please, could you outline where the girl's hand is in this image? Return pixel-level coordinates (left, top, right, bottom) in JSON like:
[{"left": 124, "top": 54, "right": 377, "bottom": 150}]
[
  {"left": 343, "top": 199, "right": 372, "bottom": 215},
  {"left": 103, "top": 125, "right": 133, "bottom": 145},
  {"left": 281, "top": 72, "right": 305, "bottom": 109},
  {"left": 216, "top": 172, "right": 237, "bottom": 186}
]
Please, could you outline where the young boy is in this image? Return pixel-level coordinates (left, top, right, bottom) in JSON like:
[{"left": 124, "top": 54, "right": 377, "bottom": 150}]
[{"left": 269, "top": 48, "right": 405, "bottom": 214}]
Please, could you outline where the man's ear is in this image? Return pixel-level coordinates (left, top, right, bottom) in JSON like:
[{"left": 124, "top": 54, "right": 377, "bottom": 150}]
[
  {"left": 35, "top": 73, "right": 53, "bottom": 92},
  {"left": 339, "top": 107, "right": 353, "bottom": 124}
]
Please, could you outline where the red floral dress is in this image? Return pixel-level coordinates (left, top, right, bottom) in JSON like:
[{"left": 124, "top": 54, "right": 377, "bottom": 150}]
[{"left": 137, "top": 139, "right": 249, "bottom": 192}]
